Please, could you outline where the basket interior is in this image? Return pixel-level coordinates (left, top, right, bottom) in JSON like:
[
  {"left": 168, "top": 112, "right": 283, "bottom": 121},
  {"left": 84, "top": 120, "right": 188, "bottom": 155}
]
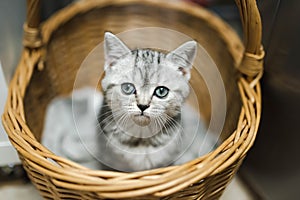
[{"left": 24, "top": 2, "right": 242, "bottom": 144}]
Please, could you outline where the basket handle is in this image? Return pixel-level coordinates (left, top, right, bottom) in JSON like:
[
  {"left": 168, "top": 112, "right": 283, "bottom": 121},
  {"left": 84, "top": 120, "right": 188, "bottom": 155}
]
[
  {"left": 23, "top": 0, "right": 42, "bottom": 48},
  {"left": 235, "top": 0, "right": 264, "bottom": 77},
  {"left": 23, "top": 0, "right": 264, "bottom": 77}
]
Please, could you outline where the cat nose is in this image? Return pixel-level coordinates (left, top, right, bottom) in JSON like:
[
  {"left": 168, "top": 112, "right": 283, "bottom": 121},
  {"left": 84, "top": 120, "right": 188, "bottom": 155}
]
[{"left": 137, "top": 104, "right": 150, "bottom": 112}]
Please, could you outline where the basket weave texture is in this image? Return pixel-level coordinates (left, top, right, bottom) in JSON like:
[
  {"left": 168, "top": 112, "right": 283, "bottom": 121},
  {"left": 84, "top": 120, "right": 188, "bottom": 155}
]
[{"left": 2, "top": 0, "right": 264, "bottom": 199}]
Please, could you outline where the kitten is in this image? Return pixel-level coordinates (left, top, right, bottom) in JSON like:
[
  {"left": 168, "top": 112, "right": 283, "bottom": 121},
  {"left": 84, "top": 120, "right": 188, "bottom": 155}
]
[{"left": 98, "top": 32, "right": 197, "bottom": 171}]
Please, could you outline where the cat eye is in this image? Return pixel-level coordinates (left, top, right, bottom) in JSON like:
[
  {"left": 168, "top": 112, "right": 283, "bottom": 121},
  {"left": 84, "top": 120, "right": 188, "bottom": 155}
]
[
  {"left": 121, "top": 83, "right": 136, "bottom": 95},
  {"left": 154, "top": 86, "right": 169, "bottom": 99}
]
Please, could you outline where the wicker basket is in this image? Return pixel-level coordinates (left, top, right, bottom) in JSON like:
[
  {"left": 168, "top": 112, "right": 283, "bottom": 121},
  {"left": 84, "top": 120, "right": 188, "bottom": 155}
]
[{"left": 2, "top": 0, "right": 264, "bottom": 199}]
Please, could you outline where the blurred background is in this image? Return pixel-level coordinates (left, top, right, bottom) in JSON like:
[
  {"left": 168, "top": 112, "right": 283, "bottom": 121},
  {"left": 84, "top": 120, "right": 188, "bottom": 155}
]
[{"left": 0, "top": 0, "right": 299, "bottom": 199}]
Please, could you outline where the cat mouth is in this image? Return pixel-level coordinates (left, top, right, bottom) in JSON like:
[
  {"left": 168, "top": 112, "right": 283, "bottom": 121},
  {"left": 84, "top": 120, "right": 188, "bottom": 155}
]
[{"left": 132, "top": 114, "right": 150, "bottom": 127}]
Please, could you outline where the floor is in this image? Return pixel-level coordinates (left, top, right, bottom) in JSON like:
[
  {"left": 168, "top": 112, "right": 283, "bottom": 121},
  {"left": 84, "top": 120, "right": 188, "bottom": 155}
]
[{"left": 0, "top": 176, "right": 253, "bottom": 200}]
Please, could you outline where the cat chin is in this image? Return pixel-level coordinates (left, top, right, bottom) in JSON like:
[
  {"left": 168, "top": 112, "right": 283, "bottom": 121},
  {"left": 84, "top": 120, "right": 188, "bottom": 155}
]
[{"left": 132, "top": 115, "right": 150, "bottom": 127}]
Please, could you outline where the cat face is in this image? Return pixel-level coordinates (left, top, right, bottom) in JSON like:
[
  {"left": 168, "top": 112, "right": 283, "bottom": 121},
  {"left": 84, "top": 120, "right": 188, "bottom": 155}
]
[{"left": 101, "top": 32, "right": 197, "bottom": 136}]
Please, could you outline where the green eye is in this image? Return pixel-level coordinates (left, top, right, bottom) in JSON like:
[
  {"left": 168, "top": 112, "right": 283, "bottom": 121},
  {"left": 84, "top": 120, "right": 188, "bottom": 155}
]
[
  {"left": 154, "top": 86, "right": 169, "bottom": 98},
  {"left": 121, "top": 83, "right": 136, "bottom": 95}
]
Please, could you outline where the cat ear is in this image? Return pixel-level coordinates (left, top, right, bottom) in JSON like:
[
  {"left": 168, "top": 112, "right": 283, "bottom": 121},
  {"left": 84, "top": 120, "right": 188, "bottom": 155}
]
[
  {"left": 166, "top": 41, "right": 197, "bottom": 80},
  {"left": 104, "top": 32, "right": 131, "bottom": 69}
]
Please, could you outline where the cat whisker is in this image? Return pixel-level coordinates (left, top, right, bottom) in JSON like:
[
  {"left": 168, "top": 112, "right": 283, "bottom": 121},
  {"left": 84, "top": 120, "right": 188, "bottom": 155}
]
[
  {"left": 162, "top": 114, "right": 184, "bottom": 146},
  {"left": 98, "top": 110, "right": 125, "bottom": 131},
  {"left": 97, "top": 106, "right": 123, "bottom": 117}
]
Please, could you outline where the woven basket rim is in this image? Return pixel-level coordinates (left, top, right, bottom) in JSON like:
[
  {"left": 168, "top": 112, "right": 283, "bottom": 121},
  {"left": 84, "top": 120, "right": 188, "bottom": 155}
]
[
  {"left": 40, "top": 0, "right": 244, "bottom": 68},
  {"left": 2, "top": 0, "right": 263, "bottom": 198}
]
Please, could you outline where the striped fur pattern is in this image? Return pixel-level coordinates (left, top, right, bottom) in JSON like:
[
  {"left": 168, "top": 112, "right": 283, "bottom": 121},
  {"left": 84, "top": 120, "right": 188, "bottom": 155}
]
[{"left": 98, "top": 32, "right": 197, "bottom": 171}]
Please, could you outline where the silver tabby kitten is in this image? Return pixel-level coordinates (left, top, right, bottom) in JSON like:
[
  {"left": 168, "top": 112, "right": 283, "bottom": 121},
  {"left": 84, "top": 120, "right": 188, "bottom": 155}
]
[{"left": 98, "top": 32, "right": 197, "bottom": 171}]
